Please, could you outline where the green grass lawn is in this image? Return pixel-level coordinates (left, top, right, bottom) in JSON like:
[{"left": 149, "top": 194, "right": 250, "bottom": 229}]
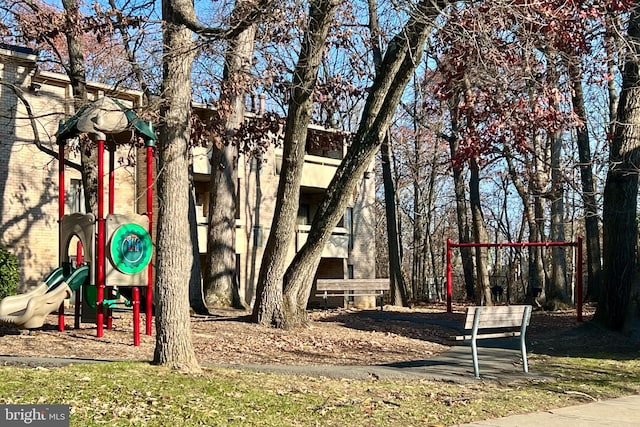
[{"left": 0, "top": 354, "right": 638, "bottom": 426}]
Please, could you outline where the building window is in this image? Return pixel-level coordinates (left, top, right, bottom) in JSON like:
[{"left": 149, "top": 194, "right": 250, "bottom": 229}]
[
  {"left": 297, "top": 204, "right": 310, "bottom": 225},
  {"left": 68, "top": 179, "right": 84, "bottom": 213},
  {"left": 345, "top": 207, "right": 354, "bottom": 250},
  {"left": 253, "top": 225, "right": 263, "bottom": 247},
  {"left": 236, "top": 178, "right": 241, "bottom": 219}
]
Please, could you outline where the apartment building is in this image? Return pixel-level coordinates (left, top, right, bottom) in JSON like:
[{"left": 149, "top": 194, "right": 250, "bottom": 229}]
[{"left": 0, "top": 44, "right": 378, "bottom": 308}]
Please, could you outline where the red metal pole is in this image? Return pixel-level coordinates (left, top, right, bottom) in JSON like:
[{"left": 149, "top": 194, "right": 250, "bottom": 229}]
[
  {"left": 108, "top": 144, "right": 115, "bottom": 215},
  {"left": 447, "top": 238, "right": 453, "bottom": 313},
  {"left": 97, "top": 140, "right": 105, "bottom": 338},
  {"left": 106, "top": 145, "right": 115, "bottom": 331},
  {"left": 577, "top": 237, "right": 583, "bottom": 322},
  {"left": 75, "top": 240, "right": 83, "bottom": 329},
  {"left": 58, "top": 142, "right": 66, "bottom": 332},
  {"left": 133, "top": 286, "right": 140, "bottom": 346},
  {"left": 146, "top": 145, "right": 154, "bottom": 336}
]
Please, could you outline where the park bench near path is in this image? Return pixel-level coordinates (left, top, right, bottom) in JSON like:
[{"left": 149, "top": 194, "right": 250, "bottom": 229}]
[
  {"left": 453, "top": 305, "right": 532, "bottom": 378},
  {"left": 315, "top": 279, "right": 390, "bottom": 310}
]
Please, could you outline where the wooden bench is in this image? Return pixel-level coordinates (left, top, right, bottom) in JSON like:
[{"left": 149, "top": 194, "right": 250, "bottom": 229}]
[
  {"left": 315, "top": 279, "right": 390, "bottom": 310},
  {"left": 453, "top": 305, "right": 532, "bottom": 378}
]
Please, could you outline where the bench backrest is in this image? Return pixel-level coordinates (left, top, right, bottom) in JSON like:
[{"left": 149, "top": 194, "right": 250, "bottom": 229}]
[
  {"left": 464, "top": 305, "right": 531, "bottom": 330},
  {"left": 316, "top": 279, "right": 390, "bottom": 292}
]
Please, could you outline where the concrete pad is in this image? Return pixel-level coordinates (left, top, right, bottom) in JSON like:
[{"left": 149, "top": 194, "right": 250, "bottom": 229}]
[{"left": 456, "top": 395, "right": 640, "bottom": 426}]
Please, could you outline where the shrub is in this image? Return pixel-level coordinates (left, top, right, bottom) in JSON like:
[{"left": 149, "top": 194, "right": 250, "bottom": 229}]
[{"left": 0, "top": 246, "right": 20, "bottom": 299}]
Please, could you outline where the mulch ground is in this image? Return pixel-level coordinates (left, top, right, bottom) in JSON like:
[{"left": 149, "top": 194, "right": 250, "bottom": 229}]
[{"left": 0, "top": 303, "right": 635, "bottom": 366}]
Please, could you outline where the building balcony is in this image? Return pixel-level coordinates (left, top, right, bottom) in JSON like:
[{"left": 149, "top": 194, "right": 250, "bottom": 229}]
[
  {"left": 196, "top": 219, "right": 247, "bottom": 255},
  {"left": 295, "top": 225, "right": 349, "bottom": 259},
  {"left": 274, "top": 152, "right": 342, "bottom": 189},
  {"left": 197, "top": 221, "right": 348, "bottom": 259},
  {"left": 192, "top": 146, "right": 210, "bottom": 175}
]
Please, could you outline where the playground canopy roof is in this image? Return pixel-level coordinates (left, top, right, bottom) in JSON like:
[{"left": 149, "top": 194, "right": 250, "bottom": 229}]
[{"left": 55, "top": 97, "right": 156, "bottom": 146}]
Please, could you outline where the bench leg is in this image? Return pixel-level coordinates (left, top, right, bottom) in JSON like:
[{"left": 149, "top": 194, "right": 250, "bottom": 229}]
[
  {"left": 471, "top": 308, "right": 481, "bottom": 378},
  {"left": 520, "top": 334, "right": 528, "bottom": 373},
  {"left": 471, "top": 337, "right": 480, "bottom": 378}
]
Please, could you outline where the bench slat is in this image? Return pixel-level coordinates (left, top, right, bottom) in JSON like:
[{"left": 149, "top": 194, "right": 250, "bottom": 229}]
[
  {"left": 454, "top": 331, "right": 521, "bottom": 341},
  {"left": 316, "top": 279, "right": 390, "bottom": 292},
  {"left": 463, "top": 306, "right": 530, "bottom": 329}
]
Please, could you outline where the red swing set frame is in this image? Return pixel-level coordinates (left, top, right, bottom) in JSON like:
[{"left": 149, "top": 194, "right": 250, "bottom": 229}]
[{"left": 446, "top": 238, "right": 583, "bottom": 322}]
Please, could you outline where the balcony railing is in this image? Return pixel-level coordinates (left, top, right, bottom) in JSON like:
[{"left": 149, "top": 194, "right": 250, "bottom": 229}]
[
  {"left": 275, "top": 153, "right": 341, "bottom": 189},
  {"left": 197, "top": 222, "right": 349, "bottom": 259},
  {"left": 295, "top": 224, "right": 348, "bottom": 258}
]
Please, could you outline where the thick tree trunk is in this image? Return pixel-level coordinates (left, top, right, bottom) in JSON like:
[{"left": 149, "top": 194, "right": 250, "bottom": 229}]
[
  {"left": 153, "top": 1, "right": 200, "bottom": 372},
  {"left": 282, "top": 1, "right": 449, "bottom": 327},
  {"left": 251, "top": 0, "right": 339, "bottom": 327},
  {"left": 204, "top": 3, "right": 257, "bottom": 309},
  {"left": 569, "top": 62, "right": 602, "bottom": 303},
  {"left": 469, "top": 158, "right": 492, "bottom": 305},
  {"left": 381, "top": 134, "right": 409, "bottom": 306},
  {"left": 547, "top": 130, "right": 568, "bottom": 303},
  {"left": 596, "top": 3, "right": 640, "bottom": 338}
]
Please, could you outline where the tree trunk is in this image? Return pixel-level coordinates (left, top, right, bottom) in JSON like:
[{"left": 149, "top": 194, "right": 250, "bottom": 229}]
[
  {"left": 251, "top": 0, "right": 340, "bottom": 327},
  {"left": 546, "top": 52, "right": 568, "bottom": 304},
  {"left": 569, "top": 62, "right": 602, "bottom": 303},
  {"left": 281, "top": 0, "right": 449, "bottom": 327},
  {"left": 447, "top": 112, "right": 475, "bottom": 301},
  {"left": 531, "top": 134, "right": 549, "bottom": 299},
  {"left": 188, "top": 164, "right": 209, "bottom": 314},
  {"left": 204, "top": 1, "right": 257, "bottom": 309},
  {"left": 469, "top": 158, "right": 492, "bottom": 305},
  {"left": 61, "top": 0, "right": 97, "bottom": 214},
  {"left": 596, "top": 3, "right": 640, "bottom": 339},
  {"left": 547, "top": 129, "right": 568, "bottom": 303},
  {"left": 504, "top": 149, "right": 543, "bottom": 299},
  {"left": 424, "top": 136, "right": 440, "bottom": 301},
  {"left": 153, "top": 0, "right": 200, "bottom": 372},
  {"left": 381, "top": 133, "right": 408, "bottom": 306}
]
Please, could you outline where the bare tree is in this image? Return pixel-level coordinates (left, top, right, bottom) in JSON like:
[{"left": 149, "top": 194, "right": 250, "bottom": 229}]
[
  {"left": 204, "top": 0, "right": 258, "bottom": 309},
  {"left": 279, "top": 0, "right": 451, "bottom": 327},
  {"left": 251, "top": 0, "right": 340, "bottom": 326},
  {"left": 597, "top": 1, "right": 640, "bottom": 339},
  {"left": 153, "top": 0, "right": 201, "bottom": 372}
]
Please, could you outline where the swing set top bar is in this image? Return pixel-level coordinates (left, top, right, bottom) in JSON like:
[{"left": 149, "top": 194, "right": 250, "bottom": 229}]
[{"left": 448, "top": 240, "right": 578, "bottom": 248}]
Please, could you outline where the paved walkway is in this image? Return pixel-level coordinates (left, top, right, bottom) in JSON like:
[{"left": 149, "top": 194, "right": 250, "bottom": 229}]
[{"left": 456, "top": 394, "right": 640, "bottom": 426}]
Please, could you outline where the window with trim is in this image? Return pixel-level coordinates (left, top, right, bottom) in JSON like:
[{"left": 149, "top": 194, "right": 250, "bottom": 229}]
[
  {"left": 297, "top": 204, "right": 310, "bottom": 225},
  {"left": 345, "top": 207, "right": 354, "bottom": 250},
  {"left": 68, "top": 179, "right": 84, "bottom": 213}
]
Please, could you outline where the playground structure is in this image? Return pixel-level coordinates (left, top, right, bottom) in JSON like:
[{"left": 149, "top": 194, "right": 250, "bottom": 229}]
[
  {"left": 446, "top": 238, "right": 584, "bottom": 321},
  {"left": 55, "top": 97, "right": 156, "bottom": 346},
  {"left": 0, "top": 97, "right": 156, "bottom": 346}
]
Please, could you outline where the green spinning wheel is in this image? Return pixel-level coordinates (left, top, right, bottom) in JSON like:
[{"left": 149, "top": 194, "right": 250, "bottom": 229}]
[{"left": 109, "top": 223, "right": 152, "bottom": 275}]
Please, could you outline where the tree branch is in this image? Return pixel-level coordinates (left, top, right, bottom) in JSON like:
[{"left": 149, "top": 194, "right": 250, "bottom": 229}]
[{"left": 171, "top": 0, "right": 274, "bottom": 40}]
